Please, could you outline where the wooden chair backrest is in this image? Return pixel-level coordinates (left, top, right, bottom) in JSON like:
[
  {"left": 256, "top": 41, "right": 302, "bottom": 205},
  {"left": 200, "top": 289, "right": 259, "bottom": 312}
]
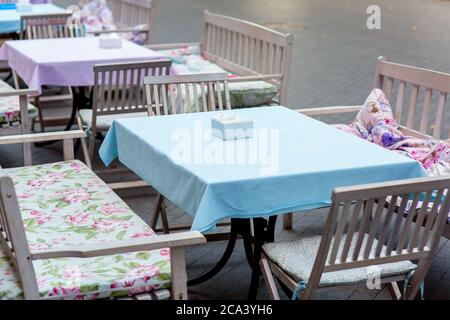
[
  {"left": 108, "top": 0, "right": 155, "bottom": 44},
  {"left": 374, "top": 56, "right": 450, "bottom": 139},
  {"left": 91, "top": 60, "right": 171, "bottom": 129},
  {"left": 200, "top": 10, "right": 294, "bottom": 104},
  {"left": 302, "top": 176, "right": 450, "bottom": 299},
  {"left": 143, "top": 73, "right": 231, "bottom": 115},
  {"left": 19, "top": 13, "right": 85, "bottom": 40}
]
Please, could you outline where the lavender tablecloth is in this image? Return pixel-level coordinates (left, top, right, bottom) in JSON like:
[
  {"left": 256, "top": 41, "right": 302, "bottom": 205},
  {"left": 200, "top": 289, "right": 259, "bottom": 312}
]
[{"left": 0, "top": 37, "right": 163, "bottom": 91}]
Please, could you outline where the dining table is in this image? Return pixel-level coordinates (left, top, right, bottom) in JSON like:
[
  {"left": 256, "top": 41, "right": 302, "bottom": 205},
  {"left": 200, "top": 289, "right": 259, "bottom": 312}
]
[
  {"left": 0, "top": 3, "right": 66, "bottom": 35},
  {"left": 0, "top": 36, "right": 164, "bottom": 130},
  {"left": 98, "top": 106, "right": 428, "bottom": 299}
]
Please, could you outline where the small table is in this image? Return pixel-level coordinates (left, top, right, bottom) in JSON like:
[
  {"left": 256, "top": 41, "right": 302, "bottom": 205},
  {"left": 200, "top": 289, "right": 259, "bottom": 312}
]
[
  {"left": 0, "top": 3, "right": 66, "bottom": 35},
  {"left": 99, "top": 106, "right": 428, "bottom": 299},
  {"left": 0, "top": 37, "right": 164, "bottom": 129}
]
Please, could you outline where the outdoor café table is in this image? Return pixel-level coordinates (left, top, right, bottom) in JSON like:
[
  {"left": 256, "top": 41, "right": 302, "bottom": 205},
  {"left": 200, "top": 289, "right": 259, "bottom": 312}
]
[
  {"left": 0, "top": 37, "right": 164, "bottom": 129},
  {"left": 98, "top": 106, "right": 428, "bottom": 299},
  {"left": 0, "top": 3, "right": 66, "bottom": 35}
]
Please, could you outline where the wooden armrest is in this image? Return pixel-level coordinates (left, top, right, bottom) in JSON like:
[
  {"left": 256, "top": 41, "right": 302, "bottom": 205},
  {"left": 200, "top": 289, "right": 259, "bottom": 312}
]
[
  {"left": 88, "top": 27, "right": 149, "bottom": 35},
  {"left": 31, "top": 231, "right": 206, "bottom": 260},
  {"left": 295, "top": 105, "right": 362, "bottom": 116},
  {"left": 0, "top": 130, "right": 86, "bottom": 145},
  {"left": 0, "top": 89, "right": 38, "bottom": 98},
  {"left": 228, "top": 74, "right": 283, "bottom": 82},
  {"left": 145, "top": 42, "right": 201, "bottom": 50}
]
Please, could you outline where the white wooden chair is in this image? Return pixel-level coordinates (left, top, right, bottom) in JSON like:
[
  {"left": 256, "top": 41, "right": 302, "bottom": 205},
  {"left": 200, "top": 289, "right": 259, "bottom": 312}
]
[
  {"left": 77, "top": 60, "right": 171, "bottom": 174},
  {"left": 17, "top": 13, "right": 86, "bottom": 132},
  {"left": 143, "top": 73, "right": 231, "bottom": 234},
  {"left": 260, "top": 176, "right": 450, "bottom": 300},
  {"left": 148, "top": 10, "right": 294, "bottom": 106},
  {"left": 284, "top": 56, "right": 450, "bottom": 236},
  {"left": 0, "top": 131, "right": 206, "bottom": 300},
  {"left": 88, "top": 0, "right": 155, "bottom": 45}
]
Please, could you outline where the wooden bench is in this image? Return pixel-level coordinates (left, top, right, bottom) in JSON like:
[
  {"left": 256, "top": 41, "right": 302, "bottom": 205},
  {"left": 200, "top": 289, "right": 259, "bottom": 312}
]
[
  {"left": 288, "top": 56, "right": 450, "bottom": 239},
  {"left": 0, "top": 131, "right": 206, "bottom": 300},
  {"left": 148, "top": 10, "right": 294, "bottom": 106},
  {"left": 89, "top": 0, "right": 155, "bottom": 45}
]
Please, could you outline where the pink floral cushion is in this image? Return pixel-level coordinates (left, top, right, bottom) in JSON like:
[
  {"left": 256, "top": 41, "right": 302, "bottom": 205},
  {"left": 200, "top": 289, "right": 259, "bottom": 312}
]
[
  {"left": 0, "top": 80, "right": 37, "bottom": 129},
  {"left": 0, "top": 160, "right": 171, "bottom": 300}
]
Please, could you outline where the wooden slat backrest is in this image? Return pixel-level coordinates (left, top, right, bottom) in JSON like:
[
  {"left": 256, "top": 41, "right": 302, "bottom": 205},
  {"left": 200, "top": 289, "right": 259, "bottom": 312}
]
[
  {"left": 302, "top": 176, "right": 450, "bottom": 299},
  {"left": 0, "top": 177, "right": 40, "bottom": 299},
  {"left": 108, "top": 0, "right": 154, "bottom": 44},
  {"left": 143, "top": 73, "right": 231, "bottom": 115},
  {"left": 201, "top": 10, "right": 294, "bottom": 105},
  {"left": 91, "top": 60, "right": 171, "bottom": 132},
  {"left": 374, "top": 56, "right": 450, "bottom": 139},
  {"left": 20, "top": 13, "right": 86, "bottom": 40}
]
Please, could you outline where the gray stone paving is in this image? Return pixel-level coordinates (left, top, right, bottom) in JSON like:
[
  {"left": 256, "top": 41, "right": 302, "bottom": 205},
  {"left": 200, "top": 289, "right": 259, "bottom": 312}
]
[{"left": 1, "top": 0, "right": 450, "bottom": 299}]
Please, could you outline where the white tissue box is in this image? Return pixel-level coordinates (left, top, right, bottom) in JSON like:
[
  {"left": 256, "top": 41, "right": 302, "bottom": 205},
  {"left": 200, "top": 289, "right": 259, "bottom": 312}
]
[
  {"left": 99, "top": 34, "right": 122, "bottom": 49},
  {"left": 16, "top": 3, "right": 32, "bottom": 12},
  {"left": 211, "top": 113, "right": 254, "bottom": 140}
]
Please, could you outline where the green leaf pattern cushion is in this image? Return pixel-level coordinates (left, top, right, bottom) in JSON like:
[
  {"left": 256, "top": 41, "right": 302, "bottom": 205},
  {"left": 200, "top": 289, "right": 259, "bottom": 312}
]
[
  {"left": 156, "top": 46, "right": 278, "bottom": 108},
  {"left": 0, "top": 80, "right": 37, "bottom": 129},
  {"left": 0, "top": 160, "right": 171, "bottom": 300}
]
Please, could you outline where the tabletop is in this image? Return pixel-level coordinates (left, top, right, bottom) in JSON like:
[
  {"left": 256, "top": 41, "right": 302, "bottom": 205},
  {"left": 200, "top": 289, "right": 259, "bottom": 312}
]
[
  {"left": 0, "top": 3, "right": 66, "bottom": 34},
  {"left": 0, "top": 37, "right": 163, "bottom": 90},
  {"left": 99, "top": 106, "right": 428, "bottom": 232}
]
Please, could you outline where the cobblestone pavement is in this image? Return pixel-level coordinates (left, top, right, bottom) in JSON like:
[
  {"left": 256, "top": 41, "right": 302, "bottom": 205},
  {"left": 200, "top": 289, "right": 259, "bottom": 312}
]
[{"left": 4, "top": 0, "right": 450, "bottom": 299}]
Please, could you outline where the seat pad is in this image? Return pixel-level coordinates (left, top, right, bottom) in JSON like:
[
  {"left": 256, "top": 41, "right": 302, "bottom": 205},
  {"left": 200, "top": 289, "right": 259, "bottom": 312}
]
[{"left": 0, "top": 160, "right": 171, "bottom": 300}]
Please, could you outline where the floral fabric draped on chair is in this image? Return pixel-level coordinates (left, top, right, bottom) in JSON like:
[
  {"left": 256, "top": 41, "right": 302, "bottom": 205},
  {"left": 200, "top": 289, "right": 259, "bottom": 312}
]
[{"left": 335, "top": 89, "right": 450, "bottom": 177}]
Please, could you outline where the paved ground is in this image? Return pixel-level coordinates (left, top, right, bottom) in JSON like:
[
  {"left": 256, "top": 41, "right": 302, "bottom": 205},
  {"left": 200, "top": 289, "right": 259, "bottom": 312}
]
[{"left": 2, "top": 0, "right": 450, "bottom": 299}]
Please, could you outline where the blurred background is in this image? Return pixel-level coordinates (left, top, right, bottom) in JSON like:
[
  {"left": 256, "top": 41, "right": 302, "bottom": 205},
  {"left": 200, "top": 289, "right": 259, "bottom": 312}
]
[{"left": 56, "top": 0, "right": 450, "bottom": 110}]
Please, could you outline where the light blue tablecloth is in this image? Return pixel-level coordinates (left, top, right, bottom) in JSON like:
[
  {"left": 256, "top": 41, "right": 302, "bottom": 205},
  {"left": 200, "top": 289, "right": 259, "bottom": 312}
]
[
  {"left": 0, "top": 4, "right": 65, "bottom": 34},
  {"left": 99, "top": 106, "right": 428, "bottom": 232}
]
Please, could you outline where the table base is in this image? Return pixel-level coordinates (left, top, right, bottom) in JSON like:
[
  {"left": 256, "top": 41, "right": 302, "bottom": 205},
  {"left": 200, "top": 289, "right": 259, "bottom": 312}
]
[{"left": 187, "top": 216, "right": 277, "bottom": 300}]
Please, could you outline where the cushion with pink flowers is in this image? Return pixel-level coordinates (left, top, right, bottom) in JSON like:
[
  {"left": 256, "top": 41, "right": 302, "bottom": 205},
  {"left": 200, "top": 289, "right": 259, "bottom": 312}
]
[
  {"left": 0, "top": 79, "right": 38, "bottom": 130},
  {"left": 0, "top": 160, "right": 171, "bottom": 300}
]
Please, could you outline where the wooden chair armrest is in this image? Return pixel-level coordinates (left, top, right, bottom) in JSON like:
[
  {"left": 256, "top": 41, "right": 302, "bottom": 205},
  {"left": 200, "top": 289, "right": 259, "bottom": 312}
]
[
  {"left": 145, "top": 42, "right": 201, "bottom": 50},
  {"left": 295, "top": 105, "right": 362, "bottom": 116},
  {"left": 87, "top": 27, "right": 149, "bottom": 35},
  {"left": 0, "top": 89, "right": 38, "bottom": 98},
  {"left": 0, "top": 130, "right": 86, "bottom": 145},
  {"left": 31, "top": 231, "right": 206, "bottom": 260},
  {"left": 228, "top": 74, "right": 283, "bottom": 82}
]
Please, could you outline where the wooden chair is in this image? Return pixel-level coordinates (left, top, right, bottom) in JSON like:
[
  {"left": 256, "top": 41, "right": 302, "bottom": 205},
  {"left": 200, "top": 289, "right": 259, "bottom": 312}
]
[
  {"left": 260, "top": 176, "right": 450, "bottom": 300},
  {"left": 143, "top": 72, "right": 231, "bottom": 234},
  {"left": 16, "top": 13, "right": 86, "bottom": 132},
  {"left": 0, "top": 84, "right": 36, "bottom": 166},
  {"left": 19, "top": 13, "right": 85, "bottom": 40},
  {"left": 284, "top": 56, "right": 450, "bottom": 235},
  {"left": 0, "top": 131, "right": 206, "bottom": 300},
  {"left": 77, "top": 59, "right": 172, "bottom": 186},
  {"left": 148, "top": 10, "right": 294, "bottom": 106},
  {"left": 88, "top": 0, "right": 155, "bottom": 45}
]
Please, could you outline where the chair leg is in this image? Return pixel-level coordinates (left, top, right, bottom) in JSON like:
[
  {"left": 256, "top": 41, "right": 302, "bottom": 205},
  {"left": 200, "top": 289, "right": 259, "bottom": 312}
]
[
  {"left": 170, "top": 247, "right": 188, "bottom": 300},
  {"left": 77, "top": 116, "right": 92, "bottom": 169},
  {"left": 150, "top": 193, "right": 164, "bottom": 230},
  {"left": 160, "top": 198, "right": 170, "bottom": 234},
  {"left": 259, "top": 257, "right": 280, "bottom": 300},
  {"left": 387, "top": 282, "right": 402, "bottom": 300},
  {"left": 283, "top": 213, "right": 293, "bottom": 230}
]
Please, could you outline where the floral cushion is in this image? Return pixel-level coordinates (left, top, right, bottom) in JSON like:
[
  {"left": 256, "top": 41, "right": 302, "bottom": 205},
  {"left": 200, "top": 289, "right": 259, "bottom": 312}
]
[
  {"left": 0, "top": 80, "right": 37, "bottom": 129},
  {"left": 156, "top": 45, "right": 278, "bottom": 108},
  {"left": 0, "top": 160, "right": 171, "bottom": 300},
  {"left": 78, "top": 0, "right": 148, "bottom": 45},
  {"left": 335, "top": 89, "right": 450, "bottom": 222}
]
